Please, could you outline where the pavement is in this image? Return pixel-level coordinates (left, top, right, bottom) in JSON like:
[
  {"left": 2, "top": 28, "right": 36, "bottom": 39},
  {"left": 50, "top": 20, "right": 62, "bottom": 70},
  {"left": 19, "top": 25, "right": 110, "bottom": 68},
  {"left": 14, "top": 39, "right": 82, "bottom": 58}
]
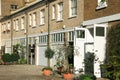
[
  {"left": 0, "top": 65, "right": 109, "bottom": 80},
  {"left": 0, "top": 65, "right": 64, "bottom": 80}
]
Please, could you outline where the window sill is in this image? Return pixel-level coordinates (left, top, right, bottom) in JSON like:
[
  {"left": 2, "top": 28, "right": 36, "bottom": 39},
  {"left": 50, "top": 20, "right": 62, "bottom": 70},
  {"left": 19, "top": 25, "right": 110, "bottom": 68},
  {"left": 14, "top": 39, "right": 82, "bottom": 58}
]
[
  {"left": 51, "top": 18, "right": 56, "bottom": 21},
  {"left": 32, "top": 26, "right": 36, "bottom": 28},
  {"left": 68, "top": 15, "right": 77, "bottom": 19},
  {"left": 40, "top": 23, "right": 45, "bottom": 26},
  {"left": 96, "top": 2, "right": 107, "bottom": 10},
  {"left": 57, "top": 19, "right": 63, "bottom": 22}
]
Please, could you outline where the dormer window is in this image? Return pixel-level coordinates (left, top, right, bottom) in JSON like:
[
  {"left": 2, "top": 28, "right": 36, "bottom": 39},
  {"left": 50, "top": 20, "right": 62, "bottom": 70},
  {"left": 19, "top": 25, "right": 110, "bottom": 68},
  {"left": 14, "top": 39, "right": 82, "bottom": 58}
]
[{"left": 96, "top": 0, "right": 107, "bottom": 10}]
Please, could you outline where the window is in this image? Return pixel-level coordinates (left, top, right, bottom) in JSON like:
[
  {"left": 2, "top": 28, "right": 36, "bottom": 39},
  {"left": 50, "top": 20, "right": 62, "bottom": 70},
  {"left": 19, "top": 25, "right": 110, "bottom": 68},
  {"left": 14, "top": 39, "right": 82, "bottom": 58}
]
[
  {"left": 39, "top": 35, "right": 48, "bottom": 44},
  {"left": 29, "top": 14, "right": 32, "bottom": 26},
  {"left": 33, "top": 12, "right": 37, "bottom": 27},
  {"left": 70, "top": 0, "right": 77, "bottom": 17},
  {"left": 16, "top": 19, "right": 19, "bottom": 31},
  {"left": 7, "top": 22, "right": 11, "bottom": 31},
  {"left": 96, "top": 27, "right": 104, "bottom": 36},
  {"left": 52, "top": 33, "right": 65, "bottom": 43},
  {"left": 76, "top": 30, "right": 85, "bottom": 38},
  {"left": 21, "top": 17, "right": 25, "bottom": 30},
  {"left": 52, "top": 5, "right": 56, "bottom": 19},
  {"left": 40, "top": 9, "right": 45, "bottom": 25},
  {"left": 69, "top": 31, "right": 74, "bottom": 41},
  {"left": 58, "top": 2, "right": 63, "bottom": 20},
  {"left": 96, "top": 0, "right": 107, "bottom": 10},
  {"left": 13, "top": 20, "right": 16, "bottom": 30}
]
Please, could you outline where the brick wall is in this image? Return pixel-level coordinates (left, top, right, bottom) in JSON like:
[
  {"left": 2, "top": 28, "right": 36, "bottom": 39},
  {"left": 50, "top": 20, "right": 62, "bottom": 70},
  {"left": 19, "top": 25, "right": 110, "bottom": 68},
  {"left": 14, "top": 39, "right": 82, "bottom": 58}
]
[{"left": 84, "top": 0, "right": 120, "bottom": 20}]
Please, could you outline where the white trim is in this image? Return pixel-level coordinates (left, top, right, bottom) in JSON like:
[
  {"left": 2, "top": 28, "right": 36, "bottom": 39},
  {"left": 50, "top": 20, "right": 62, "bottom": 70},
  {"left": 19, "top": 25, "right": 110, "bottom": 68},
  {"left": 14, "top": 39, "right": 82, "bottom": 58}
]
[{"left": 83, "top": 13, "right": 120, "bottom": 26}]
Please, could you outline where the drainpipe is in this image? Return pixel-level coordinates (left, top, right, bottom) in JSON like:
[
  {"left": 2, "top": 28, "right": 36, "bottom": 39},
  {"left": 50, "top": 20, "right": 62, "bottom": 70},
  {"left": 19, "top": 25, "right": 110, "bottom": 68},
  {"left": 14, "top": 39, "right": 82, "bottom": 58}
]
[
  {"left": 25, "top": 12, "right": 29, "bottom": 64},
  {"left": 10, "top": 17, "right": 13, "bottom": 54}
]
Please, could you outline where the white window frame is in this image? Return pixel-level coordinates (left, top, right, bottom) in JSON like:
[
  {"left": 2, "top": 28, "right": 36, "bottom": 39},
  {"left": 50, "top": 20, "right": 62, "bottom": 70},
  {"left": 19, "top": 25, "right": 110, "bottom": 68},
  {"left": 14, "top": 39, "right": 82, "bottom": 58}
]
[
  {"left": 69, "top": 31, "right": 74, "bottom": 41},
  {"left": 52, "top": 5, "right": 56, "bottom": 19},
  {"left": 29, "top": 14, "right": 32, "bottom": 26},
  {"left": 69, "top": 0, "right": 77, "bottom": 17},
  {"left": 16, "top": 19, "right": 19, "bottom": 31},
  {"left": 96, "top": 0, "right": 107, "bottom": 10},
  {"left": 40, "top": 9, "right": 45, "bottom": 25},
  {"left": 13, "top": 20, "right": 16, "bottom": 30},
  {"left": 58, "top": 2, "right": 63, "bottom": 21},
  {"left": 7, "top": 22, "right": 11, "bottom": 30},
  {"left": 33, "top": 12, "right": 37, "bottom": 27},
  {"left": 21, "top": 17, "right": 25, "bottom": 30}
]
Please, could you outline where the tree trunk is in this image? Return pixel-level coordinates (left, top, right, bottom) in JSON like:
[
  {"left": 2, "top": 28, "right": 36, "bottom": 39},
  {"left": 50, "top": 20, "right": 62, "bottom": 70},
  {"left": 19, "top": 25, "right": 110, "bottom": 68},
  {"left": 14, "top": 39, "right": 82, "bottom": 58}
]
[{"left": 48, "top": 58, "right": 50, "bottom": 67}]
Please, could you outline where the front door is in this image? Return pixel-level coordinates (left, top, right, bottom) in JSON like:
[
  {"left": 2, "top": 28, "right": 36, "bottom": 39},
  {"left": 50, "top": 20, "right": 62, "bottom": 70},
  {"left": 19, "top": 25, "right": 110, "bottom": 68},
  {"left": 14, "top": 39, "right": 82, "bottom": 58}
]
[{"left": 94, "top": 24, "right": 107, "bottom": 78}]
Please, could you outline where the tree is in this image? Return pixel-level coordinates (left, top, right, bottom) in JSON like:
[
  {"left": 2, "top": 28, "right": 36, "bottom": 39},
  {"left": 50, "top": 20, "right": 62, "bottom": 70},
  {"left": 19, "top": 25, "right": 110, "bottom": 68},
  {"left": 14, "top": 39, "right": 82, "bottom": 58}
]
[{"left": 45, "top": 47, "right": 55, "bottom": 67}]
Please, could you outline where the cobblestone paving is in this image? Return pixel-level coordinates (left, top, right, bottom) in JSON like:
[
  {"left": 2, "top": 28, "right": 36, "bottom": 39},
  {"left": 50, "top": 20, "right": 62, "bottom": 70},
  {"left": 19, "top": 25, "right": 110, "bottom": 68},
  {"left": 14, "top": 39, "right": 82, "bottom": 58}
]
[{"left": 0, "top": 65, "right": 63, "bottom": 80}]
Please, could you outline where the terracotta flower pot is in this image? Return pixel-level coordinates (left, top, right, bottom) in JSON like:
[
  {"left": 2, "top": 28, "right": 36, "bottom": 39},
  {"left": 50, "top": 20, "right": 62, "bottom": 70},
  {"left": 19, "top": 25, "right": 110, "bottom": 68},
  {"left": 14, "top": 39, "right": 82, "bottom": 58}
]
[
  {"left": 63, "top": 73, "right": 72, "bottom": 80},
  {"left": 43, "top": 70, "right": 51, "bottom": 76}
]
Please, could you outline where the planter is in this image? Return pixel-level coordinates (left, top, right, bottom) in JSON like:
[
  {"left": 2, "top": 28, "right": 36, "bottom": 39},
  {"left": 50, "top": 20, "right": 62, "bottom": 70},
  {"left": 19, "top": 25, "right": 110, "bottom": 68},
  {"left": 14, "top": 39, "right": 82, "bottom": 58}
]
[
  {"left": 43, "top": 69, "right": 51, "bottom": 76},
  {"left": 63, "top": 73, "right": 72, "bottom": 80}
]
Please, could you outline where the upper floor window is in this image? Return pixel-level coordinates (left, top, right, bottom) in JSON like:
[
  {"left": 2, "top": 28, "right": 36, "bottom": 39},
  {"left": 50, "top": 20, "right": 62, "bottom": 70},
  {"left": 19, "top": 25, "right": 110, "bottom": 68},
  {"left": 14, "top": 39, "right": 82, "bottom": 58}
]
[
  {"left": 2, "top": 24, "right": 6, "bottom": 33},
  {"left": 33, "top": 12, "right": 37, "bottom": 27},
  {"left": 40, "top": 9, "right": 45, "bottom": 25},
  {"left": 70, "top": 0, "right": 77, "bottom": 17},
  {"left": 96, "top": 0, "right": 107, "bottom": 10},
  {"left": 58, "top": 2, "right": 63, "bottom": 20},
  {"left": 52, "top": 5, "right": 56, "bottom": 19},
  {"left": 7, "top": 22, "right": 11, "bottom": 32},
  {"left": 29, "top": 14, "right": 32, "bottom": 26},
  {"left": 13, "top": 20, "right": 16, "bottom": 30},
  {"left": 16, "top": 19, "right": 19, "bottom": 31},
  {"left": 21, "top": 17, "right": 25, "bottom": 30}
]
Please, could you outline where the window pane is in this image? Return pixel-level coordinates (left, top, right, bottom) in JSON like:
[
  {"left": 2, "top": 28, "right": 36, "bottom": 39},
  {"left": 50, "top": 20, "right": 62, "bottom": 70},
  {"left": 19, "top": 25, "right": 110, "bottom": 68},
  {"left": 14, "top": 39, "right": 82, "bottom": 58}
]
[
  {"left": 76, "top": 30, "right": 85, "bottom": 38},
  {"left": 96, "top": 27, "right": 104, "bottom": 36}
]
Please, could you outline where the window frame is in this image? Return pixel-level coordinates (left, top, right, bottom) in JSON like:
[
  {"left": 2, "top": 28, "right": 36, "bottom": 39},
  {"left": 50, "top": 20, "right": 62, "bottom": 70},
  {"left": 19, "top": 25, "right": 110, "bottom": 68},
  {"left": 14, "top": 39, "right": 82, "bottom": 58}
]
[
  {"left": 40, "top": 9, "right": 45, "bottom": 25},
  {"left": 57, "top": 2, "right": 63, "bottom": 21},
  {"left": 69, "top": 0, "right": 77, "bottom": 17}
]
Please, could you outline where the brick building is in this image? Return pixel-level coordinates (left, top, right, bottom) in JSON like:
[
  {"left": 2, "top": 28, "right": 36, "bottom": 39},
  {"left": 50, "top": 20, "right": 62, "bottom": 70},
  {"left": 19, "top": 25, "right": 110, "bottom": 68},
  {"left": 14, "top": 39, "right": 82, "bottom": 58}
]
[{"left": 0, "top": 0, "right": 120, "bottom": 78}]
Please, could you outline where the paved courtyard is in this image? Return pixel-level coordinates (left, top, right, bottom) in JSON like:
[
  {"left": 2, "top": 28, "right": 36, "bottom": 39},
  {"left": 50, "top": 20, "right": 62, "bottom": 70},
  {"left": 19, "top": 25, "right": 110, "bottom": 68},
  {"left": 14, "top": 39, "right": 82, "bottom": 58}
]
[{"left": 0, "top": 65, "right": 63, "bottom": 80}]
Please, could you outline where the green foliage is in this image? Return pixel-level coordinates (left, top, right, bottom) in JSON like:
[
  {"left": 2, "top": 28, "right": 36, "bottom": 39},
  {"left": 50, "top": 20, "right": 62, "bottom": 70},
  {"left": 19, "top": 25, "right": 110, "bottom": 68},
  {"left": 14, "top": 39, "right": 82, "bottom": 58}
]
[
  {"left": 105, "top": 23, "right": 120, "bottom": 80},
  {"left": 2, "top": 53, "right": 20, "bottom": 63},
  {"left": 2, "top": 54, "right": 11, "bottom": 62},
  {"left": 45, "top": 47, "right": 55, "bottom": 59},
  {"left": 11, "top": 53, "right": 20, "bottom": 62},
  {"left": 42, "top": 67, "right": 53, "bottom": 71},
  {"left": 84, "top": 52, "right": 95, "bottom": 75},
  {"left": 18, "top": 59, "right": 27, "bottom": 64},
  {"left": 79, "top": 74, "right": 96, "bottom": 80}
]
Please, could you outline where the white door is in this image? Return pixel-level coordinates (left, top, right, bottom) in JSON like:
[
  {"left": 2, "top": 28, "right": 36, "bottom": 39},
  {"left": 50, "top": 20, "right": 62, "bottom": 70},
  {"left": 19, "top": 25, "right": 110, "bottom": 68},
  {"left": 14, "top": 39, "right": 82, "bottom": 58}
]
[
  {"left": 74, "top": 28, "right": 86, "bottom": 74},
  {"left": 94, "top": 24, "right": 107, "bottom": 78},
  {"left": 36, "top": 46, "right": 47, "bottom": 66}
]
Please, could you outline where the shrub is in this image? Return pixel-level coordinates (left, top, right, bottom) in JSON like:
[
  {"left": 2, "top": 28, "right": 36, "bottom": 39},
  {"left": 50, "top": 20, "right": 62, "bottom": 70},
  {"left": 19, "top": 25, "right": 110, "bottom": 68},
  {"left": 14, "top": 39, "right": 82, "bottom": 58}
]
[
  {"left": 18, "top": 59, "right": 26, "bottom": 64},
  {"left": 11, "top": 53, "right": 20, "bottom": 62},
  {"left": 79, "top": 74, "right": 96, "bottom": 80},
  {"left": 2, "top": 54, "right": 11, "bottom": 62}
]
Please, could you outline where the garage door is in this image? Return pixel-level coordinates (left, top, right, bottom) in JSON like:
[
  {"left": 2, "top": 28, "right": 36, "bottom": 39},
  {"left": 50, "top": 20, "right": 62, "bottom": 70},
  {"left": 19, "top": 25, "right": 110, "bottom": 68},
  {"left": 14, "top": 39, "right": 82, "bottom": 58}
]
[{"left": 36, "top": 46, "right": 47, "bottom": 66}]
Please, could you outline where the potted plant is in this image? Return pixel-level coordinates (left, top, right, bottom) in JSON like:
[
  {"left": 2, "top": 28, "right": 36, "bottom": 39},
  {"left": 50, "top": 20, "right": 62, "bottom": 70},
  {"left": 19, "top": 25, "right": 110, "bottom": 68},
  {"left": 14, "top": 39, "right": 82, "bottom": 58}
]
[
  {"left": 42, "top": 47, "right": 55, "bottom": 76},
  {"left": 63, "top": 70, "right": 73, "bottom": 80},
  {"left": 42, "top": 67, "right": 53, "bottom": 76}
]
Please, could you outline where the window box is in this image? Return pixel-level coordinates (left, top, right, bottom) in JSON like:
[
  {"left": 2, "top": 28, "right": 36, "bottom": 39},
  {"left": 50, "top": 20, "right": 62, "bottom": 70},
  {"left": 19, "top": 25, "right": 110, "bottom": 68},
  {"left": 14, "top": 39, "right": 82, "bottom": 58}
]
[{"left": 6, "top": 29, "right": 10, "bottom": 32}]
